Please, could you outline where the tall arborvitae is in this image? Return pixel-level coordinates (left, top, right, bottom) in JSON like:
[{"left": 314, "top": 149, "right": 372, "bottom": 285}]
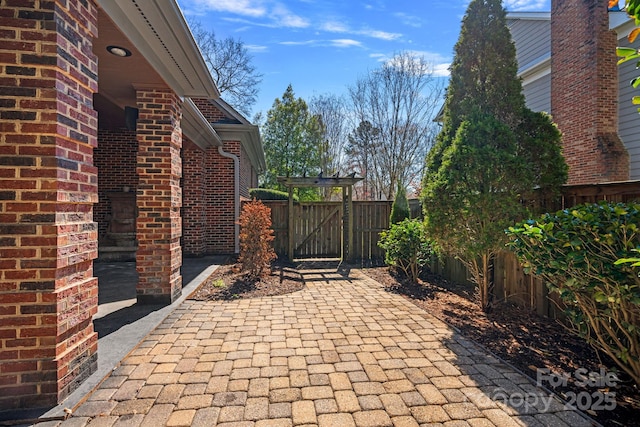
[
  {"left": 421, "top": 0, "right": 567, "bottom": 311},
  {"left": 427, "top": 0, "right": 525, "bottom": 179}
]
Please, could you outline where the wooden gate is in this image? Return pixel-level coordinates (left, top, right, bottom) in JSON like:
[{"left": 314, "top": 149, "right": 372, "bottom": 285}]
[
  {"left": 263, "top": 200, "right": 391, "bottom": 260},
  {"left": 294, "top": 202, "right": 342, "bottom": 258}
]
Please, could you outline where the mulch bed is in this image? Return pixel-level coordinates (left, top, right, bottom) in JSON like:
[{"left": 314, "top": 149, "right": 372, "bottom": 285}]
[
  {"left": 188, "top": 258, "right": 305, "bottom": 301},
  {"left": 362, "top": 266, "right": 640, "bottom": 427}
]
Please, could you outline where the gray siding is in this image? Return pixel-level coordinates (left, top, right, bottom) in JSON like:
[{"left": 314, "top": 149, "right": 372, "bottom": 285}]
[
  {"left": 522, "top": 73, "right": 551, "bottom": 113},
  {"left": 508, "top": 18, "right": 550, "bottom": 70},
  {"left": 618, "top": 37, "right": 640, "bottom": 179}
]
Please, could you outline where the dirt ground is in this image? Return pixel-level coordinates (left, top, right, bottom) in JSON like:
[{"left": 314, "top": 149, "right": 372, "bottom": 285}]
[
  {"left": 189, "top": 259, "right": 638, "bottom": 426},
  {"left": 188, "top": 258, "right": 305, "bottom": 301}
]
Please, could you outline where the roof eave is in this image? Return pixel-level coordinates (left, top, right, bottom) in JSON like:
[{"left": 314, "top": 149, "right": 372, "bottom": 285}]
[
  {"left": 213, "top": 123, "right": 266, "bottom": 173},
  {"left": 98, "top": 0, "right": 219, "bottom": 98},
  {"left": 183, "top": 98, "right": 222, "bottom": 150}
]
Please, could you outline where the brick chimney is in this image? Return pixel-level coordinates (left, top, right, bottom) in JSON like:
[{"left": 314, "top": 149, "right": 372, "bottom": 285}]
[{"left": 551, "top": 0, "right": 629, "bottom": 184}]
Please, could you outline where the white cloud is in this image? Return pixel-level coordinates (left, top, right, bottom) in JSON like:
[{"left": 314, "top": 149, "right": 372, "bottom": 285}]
[
  {"left": 330, "top": 39, "right": 363, "bottom": 48},
  {"left": 245, "top": 44, "right": 269, "bottom": 52},
  {"left": 280, "top": 40, "right": 317, "bottom": 46},
  {"left": 189, "top": 0, "right": 267, "bottom": 17},
  {"left": 186, "top": 0, "right": 309, "bottom": 28},
  {"left": 279, "top": 38, "right": 363, "bottom": 49},
  {"left": 394, "top": 12, "right": 423, "bottom": 28},
  {"left": 320, "top": 21, "right": 350, "bottom": 33},
  {"left": 373, "top": 50, "right": 451, "bottom": 77},
  {"left": 504, "top": 0, "right": 548, "bottom": 11},
  {"left": 319, "top": 20, "right": 402, "bottom": 41}
]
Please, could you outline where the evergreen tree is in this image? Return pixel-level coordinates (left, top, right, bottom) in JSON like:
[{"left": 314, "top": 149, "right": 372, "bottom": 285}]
[
  {"left": 261, "top": 85, "right": 323, "bottom": 200},
  {"left": 421, "top": 0, "right": 567, "bottom": 311},
  {"left": 390, "top": 183, "right": 410, "bottom": 224}
]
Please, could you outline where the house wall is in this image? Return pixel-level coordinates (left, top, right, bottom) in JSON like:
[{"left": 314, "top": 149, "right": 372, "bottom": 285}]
[
  {"left": 0, "top": 0, "right": 99, "bottom": 408},
  {"left": 204, "top": 143, "right": 238, "bottom": 254},
  {"left": 95, "top": 129, "right": 138, "bottom": 239},
  {"left": 522, "top": 74, "right": 551, "bottom": 113},
  {"left": 182, "top": 140, "right": 207, "bottom": 256},
  {"left": 508, "top": 17, "right": 550, "bottom": 70},
  {"left": 551, "top": 0, "right": 629, "bottom": 184},
  {"left": 617, "top": 36, "right": 640, "bottom": 179},
  {"left": 240, "top": 144, "right": 256, "bottom": 199}
]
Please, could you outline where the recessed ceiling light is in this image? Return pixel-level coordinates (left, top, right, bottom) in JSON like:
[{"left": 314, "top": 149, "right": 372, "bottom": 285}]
[{"left": 106, "top": 45, "right": 132, "bottom": 57}]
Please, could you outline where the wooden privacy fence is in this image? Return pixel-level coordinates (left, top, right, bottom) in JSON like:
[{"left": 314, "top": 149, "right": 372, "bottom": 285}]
[
  {"left": 262, "top": 200, "right": 391, "bottom": 260},
  {"left": 258, "top": 180, "right": 640, "bottom": 319}
]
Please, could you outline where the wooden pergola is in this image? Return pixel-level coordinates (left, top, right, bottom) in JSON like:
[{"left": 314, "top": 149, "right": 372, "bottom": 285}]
[{"left": 277, "top": 175, "right": 362, "bottom": 261}]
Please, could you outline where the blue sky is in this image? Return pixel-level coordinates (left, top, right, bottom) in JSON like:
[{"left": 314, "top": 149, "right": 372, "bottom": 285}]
[{"left": 177, "top": 0, "right": 550, "bottom": 118}]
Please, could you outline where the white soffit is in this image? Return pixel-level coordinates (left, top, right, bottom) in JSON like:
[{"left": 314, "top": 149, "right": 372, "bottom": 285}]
[{"left": 98, "top": 0, "right": 219, "bottom": 99}]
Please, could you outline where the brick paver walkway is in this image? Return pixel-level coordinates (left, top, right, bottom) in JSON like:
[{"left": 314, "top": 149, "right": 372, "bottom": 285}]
[{"left": 53, "top": 266, "right": 595, "bottom": 427}]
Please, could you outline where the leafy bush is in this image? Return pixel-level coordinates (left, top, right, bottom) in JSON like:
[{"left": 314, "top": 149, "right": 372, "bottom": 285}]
[
  {"left": 239, "top": 200, "right": 277, "bottom": 278},
  {"left": 390, "top": 184, "right": 410, "bottom": 224},
  {"left": 506, "top": 202, "right": 640, "bottom": 385},
  {"left": 249, "top": 188, "right": 299, "bottom": 202},
  {"left": 378, "top": 219, "right": 432, "bottom": 282}
]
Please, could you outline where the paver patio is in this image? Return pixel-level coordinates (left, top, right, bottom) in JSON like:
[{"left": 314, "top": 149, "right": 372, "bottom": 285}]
[{"left": 51, "top": 264, "right": 596, "bottom": 427}]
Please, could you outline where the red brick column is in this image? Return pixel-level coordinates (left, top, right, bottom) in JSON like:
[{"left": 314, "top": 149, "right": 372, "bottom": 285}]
[
  {"left": 135, "top": 88, "right": 183, "bottom": 304},
  {"left": 182, "top": 140, "right": 206, "bottom": 256},
  {"left": 551, "top": 0, "right": 629, "bottom": 184},
  {"left": 0, "top": 0, "right": 99, "bottom": 408}
]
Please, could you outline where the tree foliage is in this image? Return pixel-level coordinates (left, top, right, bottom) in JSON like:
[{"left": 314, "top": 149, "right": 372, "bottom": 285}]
[
  {"left": 421, "top": 0, "right": 567, "bottom": 311},
  {"left": 261, "top": 85, "right": 323, "bottom": 201},
  {"left": 345, "top": 120, "right": 383, "bottom": 200},
  {"left": 189, "top": 21, "right": 262, "bottom": 116},
  {"left": 349, "top": 51, "right": 443, "bottom": 200},
  {"left": 309, "top": 93, "right": 348, "bottom": 200},
  {"left": 390, "top": 183, "right": 410, "bottom": 224}
]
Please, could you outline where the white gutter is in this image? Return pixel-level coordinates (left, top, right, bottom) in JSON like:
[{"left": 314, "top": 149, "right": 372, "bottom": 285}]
[{"left": 218, "top": 146, "right": 240, "bottom": 254}]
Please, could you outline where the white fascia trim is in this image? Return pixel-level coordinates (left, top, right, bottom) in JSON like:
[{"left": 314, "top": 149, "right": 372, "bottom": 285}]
[
  {"left": 213, "top": 124, "right": 267, "bottom": 173},
  {"left": 182, "top": 98, "right": 222, "bottom": 150},
  {"left": 506, "top": 12, "right": 550, "bottom": 21},
  {"left": 98, "top": 0, "right": 219, "bottom": 98},
  {"left": 518, "top": 53, "right": 551, "bottom": 83},
  {"left": 610, "top": 11, "right": 636, "bottom": 39}
]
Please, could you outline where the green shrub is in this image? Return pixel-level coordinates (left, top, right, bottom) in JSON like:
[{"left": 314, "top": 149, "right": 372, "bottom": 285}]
[
  {"left": 378, "top": 218, "right": 432, "bottom": 282},
  {"left": 390, "top": 184, "right": 410, "bottom": 224},
  {"left": 249, "top": 188, "right": 299, "bottom": 202},
  {"left": 506, "top": 201, "right": 640, "bottom": 385}
]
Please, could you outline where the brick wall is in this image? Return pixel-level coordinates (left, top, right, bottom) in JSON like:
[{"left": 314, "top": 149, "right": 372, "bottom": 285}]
[
  {"left": 240, "top": 144, "right": 256, "bottom": 199},
  {"left": 95, "top": 129, "right": 138, "bottom": 239},
  {"left": 551, "top": 0, "right": 629, "bottom": 184},
  {"left": 193, "top": 97, "right": 227, "bottom": 123},
  {"left": 0, "top": 0, "right": 99, "bottom": 408},
  {"left": 135, "top": 88, "right": 183, "bottom": 304},
  {"left": 204, "top": 142, "right": 238, "bottom": 254},
  {"left": 182, "top": 139, "right": 206, "bottom": 256}
]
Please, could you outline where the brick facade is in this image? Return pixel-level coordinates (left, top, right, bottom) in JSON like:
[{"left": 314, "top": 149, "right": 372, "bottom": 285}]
[
  {"left": 135, "top": 88, "right": 183, "bottom": 304},
  {"left": 95, "top": 129, "right": 138, "bottom": 239},
  {"left": 204, "top": 142, "right": 238, "bottom": 254},
  {"left": 182, "top": 139, "right": 207, "bottom": 256},
  {"left": 551, "top": 0, "right": 629, "bottom": 184},
  {"left": 0, "top": 0, "right": 99, "bottom": 408}
]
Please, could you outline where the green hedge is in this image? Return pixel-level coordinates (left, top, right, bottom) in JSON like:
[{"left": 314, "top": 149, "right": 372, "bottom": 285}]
[{"left": 249, "top": 188, "right": 299, "bottom": 202}]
